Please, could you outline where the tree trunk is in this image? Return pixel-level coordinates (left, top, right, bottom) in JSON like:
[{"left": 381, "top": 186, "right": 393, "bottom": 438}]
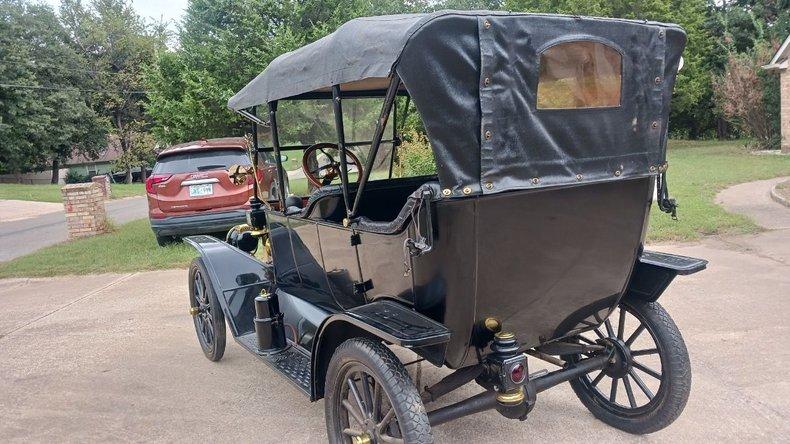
[
  {"left": 125, "top": 165, "right": 133, "bottom": 183},
  {"left": 716, "top": 118, "right": 729, "bottom": 140},
  {"left": 140, "top": 164, "right": 147, "bottom": 182},
  {"left": 51, "top": 158, "right": 60, "bottom": 184}
]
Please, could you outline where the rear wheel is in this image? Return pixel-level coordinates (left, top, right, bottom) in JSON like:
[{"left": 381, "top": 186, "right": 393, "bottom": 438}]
[
  {"left": 566, "top": 299, "right": 690, "bottom": 434},
  {"left": 325, "top": 338, "right": 433, "bottom": 444},
  {"left": 188, "top": 258, "right": 226, "bottom": 361}
]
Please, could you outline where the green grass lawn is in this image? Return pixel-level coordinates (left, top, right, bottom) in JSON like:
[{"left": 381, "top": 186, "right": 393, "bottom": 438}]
[
  {"left": 0, "top": 140, "right": 787, "bottom": 277},
  {"left": 0, "top": 219, "right": 195, "bottom": 278},
  {"left": 647, "top": 140, "right": 790, "bottom": 242},
  {"left": 0, "top": 183, "right": 145, "bottom": 203}
]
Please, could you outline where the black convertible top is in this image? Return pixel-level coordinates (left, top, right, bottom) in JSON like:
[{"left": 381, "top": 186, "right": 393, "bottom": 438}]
[{"left": 230, "top": 11, "right": 687, "bottom": 196}]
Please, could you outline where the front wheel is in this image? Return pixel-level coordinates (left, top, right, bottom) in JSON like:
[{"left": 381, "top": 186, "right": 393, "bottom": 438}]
[
  {"left": 188, "top": 258, "right": 226, "bottom": 361},
  {"left": 325, "top": 338, "right": 433, "bottom": 444},
  {"left": 566, "top": 299, "right": 691, "bottom": 434}
]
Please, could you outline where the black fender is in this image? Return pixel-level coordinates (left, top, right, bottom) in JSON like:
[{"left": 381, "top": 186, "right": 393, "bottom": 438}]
[
  {"left": 310, "top": 299, "right": 451, "bottom": 400},
  {"left": 624, "top": 250, "right": 707, "bottom": 303},
  {"left": 184, "top": 235, "right": 273, "bottom": 337}
]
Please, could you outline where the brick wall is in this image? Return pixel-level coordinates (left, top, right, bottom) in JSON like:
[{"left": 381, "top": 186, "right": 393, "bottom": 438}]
[
  {"left": 61, "top": 182, "right": 108, "bottom": 239},
  {"left": 91, "top": 175, "right": 111, "bottom": 199},
  {"left": 782, "top": 68, "right": 789, "bottom": 154}
]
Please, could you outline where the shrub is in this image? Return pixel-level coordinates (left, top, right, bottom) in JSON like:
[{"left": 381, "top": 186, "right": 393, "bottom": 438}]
[
  {"left": 713, "top": 43, "right": 779, "bottom": 150},
  {"left": 64, "top": 170, "right": 89, "bottom": 184},
  {"left": 395, "top": 130, "right": 436, "bottom": 177}
]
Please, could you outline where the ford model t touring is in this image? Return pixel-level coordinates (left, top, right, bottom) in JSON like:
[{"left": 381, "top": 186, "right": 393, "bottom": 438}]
[{"left": 185, "top": 11, "right": 706, "bottom": 442}]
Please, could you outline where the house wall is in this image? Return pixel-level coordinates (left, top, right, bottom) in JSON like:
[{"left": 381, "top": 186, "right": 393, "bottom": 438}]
[
  {"left": 0, "top": 170, "right": 67, "bottom": 185},
  {"left": 0, "top": 162, "right": 113, "bottom": 185}
]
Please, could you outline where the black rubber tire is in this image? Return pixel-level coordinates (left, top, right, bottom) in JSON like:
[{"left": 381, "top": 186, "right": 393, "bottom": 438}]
[
  {"left": 325, "top": 338, "right": 433, "bottom": 444},
  {"left": 569, "top": 300, "right": 691, "bottom": 434},
  {"left": 155, "top": 233, "right": 176, "bottom": 247},
  {"left": 188, "top": 257, "right": 226, "bottom": 362}
]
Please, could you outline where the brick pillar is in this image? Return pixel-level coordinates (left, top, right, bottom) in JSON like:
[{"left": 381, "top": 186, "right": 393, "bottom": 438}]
[
  {"left": 61, "top": 182, "right": 108, "bottom": 239},
  {"left": 91, "top": 175, "right": 111, "bottom": 199},
  {"left": 781, "top": 69, "right": 789, "bottom": 154}
]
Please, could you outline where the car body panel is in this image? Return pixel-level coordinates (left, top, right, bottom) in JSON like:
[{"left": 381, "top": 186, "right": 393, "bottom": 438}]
[{"left": 147, "top": 137, "right": 281, "bottom": 237}]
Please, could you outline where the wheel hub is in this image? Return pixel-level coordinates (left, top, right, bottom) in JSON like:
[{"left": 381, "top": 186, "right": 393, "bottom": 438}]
[
  {"left": 602, "top": 338, "right": 632, "bottom": 378},
  {"left": 351, "top": 433, "right": 372, "bottom": 444}
]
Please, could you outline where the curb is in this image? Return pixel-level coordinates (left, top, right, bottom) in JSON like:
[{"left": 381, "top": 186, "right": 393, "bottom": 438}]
[{"left": 770, "top": 181, "right": 790, "bottom": 208}]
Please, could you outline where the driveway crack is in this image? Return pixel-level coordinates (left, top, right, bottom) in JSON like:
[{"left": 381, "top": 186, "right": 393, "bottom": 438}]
[{"left": 0, "top": 273, "right": 138, "bottom": 341}]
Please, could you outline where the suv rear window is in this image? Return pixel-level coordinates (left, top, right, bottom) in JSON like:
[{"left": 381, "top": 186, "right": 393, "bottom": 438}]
[{"left": 153, "top": 149, "right": 250, "bottom": 174}]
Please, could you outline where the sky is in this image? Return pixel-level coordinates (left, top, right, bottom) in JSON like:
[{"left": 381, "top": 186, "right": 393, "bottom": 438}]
[{"left": 41, "top": 0, "right": 189, "bottom": 26}]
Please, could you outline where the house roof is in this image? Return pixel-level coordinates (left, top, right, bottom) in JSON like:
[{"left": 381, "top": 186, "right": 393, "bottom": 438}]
[
  {"left": 763, "top": 34, "right": 790, "bottom": 70},
  {"left": 66, "top": 139, "right": 123, "bottom": 166}
]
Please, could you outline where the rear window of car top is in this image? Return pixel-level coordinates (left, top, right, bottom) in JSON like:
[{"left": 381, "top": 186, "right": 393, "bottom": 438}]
[
  {"left": 153, "top": 149, "right": 251, "bottom": 174},
  {"left": 537, "top": 40, "right": 622, "bottom": 109}
]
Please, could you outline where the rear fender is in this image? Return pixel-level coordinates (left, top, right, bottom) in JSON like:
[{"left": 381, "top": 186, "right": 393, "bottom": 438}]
[
  {"left": 184, "top": 235, "right": 273, "bottom": 337},
  {"left": 624, "top": 250, "right": 707, "bottom": 303},
  {"left": 310, "top": 300, "right": 451, "bottom": 400}
]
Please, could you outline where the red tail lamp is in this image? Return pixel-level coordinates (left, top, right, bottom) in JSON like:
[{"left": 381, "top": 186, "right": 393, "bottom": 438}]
[{"left": 145, "top": 174, "right": 172, "bottom": 194}]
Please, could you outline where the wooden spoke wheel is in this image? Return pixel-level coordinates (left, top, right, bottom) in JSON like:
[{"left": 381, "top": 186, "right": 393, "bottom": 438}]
[
  {"left": 565, "top": 299, "right": 691, "bottom": 434},
  {"left": 325, "top": 338, "right": 432, "bottom": 444},
  {"left": 188, "top": 258, "right": 226, "bottom": 362}
]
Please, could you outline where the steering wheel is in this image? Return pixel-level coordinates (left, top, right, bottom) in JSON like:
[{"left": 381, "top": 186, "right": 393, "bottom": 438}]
[{"left": 301, "top": 142, "right": 363, "bottom": 188}]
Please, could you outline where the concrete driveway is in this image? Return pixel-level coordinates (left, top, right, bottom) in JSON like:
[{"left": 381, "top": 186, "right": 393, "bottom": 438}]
[
  {"left": 0, "top": 197, "right": 148, "bottom": 262},
  {"left": 0, "top": 182, "right": 788, "bottom": 442}
]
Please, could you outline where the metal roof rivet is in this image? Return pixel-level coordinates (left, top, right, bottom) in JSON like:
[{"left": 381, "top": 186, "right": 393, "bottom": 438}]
[
  {"left": 576, "top": 174, "right": 583, "bottom": 181},
  {"left": 463, "top": 186, "right": 472, "bottom": 195},
  {"left": 615, "top": 170, "right": 622, "bottom": 177},
  {"left": 442, "top": 188, "right": 452, "bottom": 196},
  {"left": 658, "top": 30, "right": 665, "bottom": 38},
  {"left": 649, "top": 165, "right": 657, "bottom": 172},
  {"left": 484, "top": 130, "right": 492, "bottom": 140},
  {"left": 651, "top": 121, "right": 659, "bottom": 129},
  {"left": 531, "top": 177, "right": 540, "bottom": 185},
  {"left": 485, "top": 182, "right": 494, "bottom": 190},
  {"left": 484, "top": 77, "right": 491, "bottom": 86},
  {"left": 484, "top": 19, "right": 491, "bottom": 29},
  {"left": 654, "top": 76, "right": 662, "bottom": 85}
]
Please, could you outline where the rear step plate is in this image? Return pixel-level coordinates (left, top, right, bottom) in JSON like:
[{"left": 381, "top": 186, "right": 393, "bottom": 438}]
[
  {"left": 639, "top": 250, "right": 708, "bottom": 275},
  {"left": 235, "top": 333, "right": 311, "bottom": 395}
]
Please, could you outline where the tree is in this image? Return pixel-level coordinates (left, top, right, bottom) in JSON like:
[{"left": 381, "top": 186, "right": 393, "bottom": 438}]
[
  {"left": 144, "top": 0, "right": 433, "bottom": 146},
  {"left": 713, "top": 42, "right": 779, "bottom": 149},
  {"left": 705, "top": 0, "right": 787, "bottom": 142},
  {"left": 59, "top": 0, "right": 167, "bottom": 182},
  {"left": 0, "top": 0, "right": 107, "bottom": 181}
]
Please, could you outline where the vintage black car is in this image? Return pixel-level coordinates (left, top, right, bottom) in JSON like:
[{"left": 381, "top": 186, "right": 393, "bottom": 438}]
[{"left": 185, "top": 11, "right": 706, "bottom": 443}]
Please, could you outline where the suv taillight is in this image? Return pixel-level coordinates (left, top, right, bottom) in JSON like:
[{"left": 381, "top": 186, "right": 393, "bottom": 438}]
[{"left": 145, "top": 174, "right": 172, "bottom": 194}]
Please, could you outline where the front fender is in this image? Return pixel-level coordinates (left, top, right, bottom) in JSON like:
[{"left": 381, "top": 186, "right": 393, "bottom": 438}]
[
  {"left": 310, "top": 300, "right": 451, "bottom": 400},
  {"left": 184, "top": 235, "right": 273, "bottom": 336},
  {"left": 624, "top": 250, "right": 707, "bottom": 303}
]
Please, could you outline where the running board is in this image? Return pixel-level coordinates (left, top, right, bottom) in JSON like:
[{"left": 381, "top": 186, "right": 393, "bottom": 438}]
[
  {"left": 625, "top": 250, "right": 708, "bottom": 302},
  {"left": 235, "top": 333, "right": 311, "bottom": 395},
  {"left": 639, "top": 250, "right": 707, "bottom": 275}
]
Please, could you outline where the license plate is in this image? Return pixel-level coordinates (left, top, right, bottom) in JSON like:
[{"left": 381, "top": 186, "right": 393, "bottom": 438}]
[{"left": 189, "top": 183, "right": 213, "bottom": 197}]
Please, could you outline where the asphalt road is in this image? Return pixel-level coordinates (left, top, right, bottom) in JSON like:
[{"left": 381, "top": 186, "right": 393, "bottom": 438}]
[
  {"left": 0, "top": 197, "right": 148, "bottom": 262},
  {"left": 0, "top": 180, "right": 788, "bottom": 442}
]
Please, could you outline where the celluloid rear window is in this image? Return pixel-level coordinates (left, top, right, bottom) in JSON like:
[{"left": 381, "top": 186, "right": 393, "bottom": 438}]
[{"left": 537, "top": 41, "right": 622, "bottom": 109}]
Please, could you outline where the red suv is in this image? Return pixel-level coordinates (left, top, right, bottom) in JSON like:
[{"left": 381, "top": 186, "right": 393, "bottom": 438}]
[{"left": 146, "top": 137, "right": 282, "bottom": 246}]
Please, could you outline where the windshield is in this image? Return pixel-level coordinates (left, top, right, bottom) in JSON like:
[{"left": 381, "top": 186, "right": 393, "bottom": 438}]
[
  {"left": 154, "top": 149, "right": 250, "bottom": 174},
  {"left": 258, "top": 97, "right": 396, "bottom": 196}
]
